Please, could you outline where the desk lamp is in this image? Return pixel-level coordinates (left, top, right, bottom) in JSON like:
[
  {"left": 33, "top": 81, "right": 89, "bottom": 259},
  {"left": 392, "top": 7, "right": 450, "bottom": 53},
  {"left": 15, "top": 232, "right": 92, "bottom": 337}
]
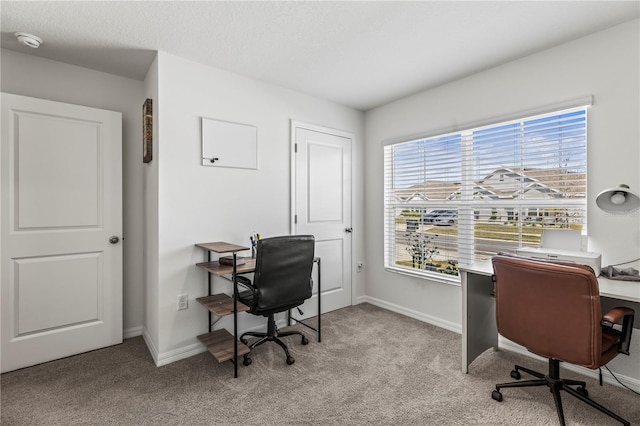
[
  {"left": 595, "top": 184, "right": 640, "bottom": 281},
  {"left": 595, "top": 184, "right": 640, "bottom": 214}
]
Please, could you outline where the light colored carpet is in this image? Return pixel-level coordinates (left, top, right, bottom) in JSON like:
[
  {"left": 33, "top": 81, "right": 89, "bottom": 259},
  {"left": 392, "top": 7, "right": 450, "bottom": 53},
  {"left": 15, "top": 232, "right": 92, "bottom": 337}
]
[{"left": 1, "top": 303, "right": 638, "bottom": 425}]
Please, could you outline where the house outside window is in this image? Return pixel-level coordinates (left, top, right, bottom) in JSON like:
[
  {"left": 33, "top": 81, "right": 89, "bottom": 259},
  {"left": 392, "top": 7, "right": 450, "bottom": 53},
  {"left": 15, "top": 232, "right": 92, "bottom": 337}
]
[{"left": 383, "top": 106, "right": 588, "bottom": 281}]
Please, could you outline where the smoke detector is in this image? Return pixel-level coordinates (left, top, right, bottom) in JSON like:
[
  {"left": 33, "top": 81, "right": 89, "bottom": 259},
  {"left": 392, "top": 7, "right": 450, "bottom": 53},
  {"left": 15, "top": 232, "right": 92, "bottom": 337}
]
[{"left": 14, "top": 32, "right": 43, "bottom": 48}]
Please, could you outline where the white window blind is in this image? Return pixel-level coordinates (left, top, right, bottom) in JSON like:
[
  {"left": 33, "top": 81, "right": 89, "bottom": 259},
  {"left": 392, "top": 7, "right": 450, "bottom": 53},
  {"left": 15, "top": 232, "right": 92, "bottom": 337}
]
[{"left": 384, "top": 106, "right": 588, "bottom": 280}]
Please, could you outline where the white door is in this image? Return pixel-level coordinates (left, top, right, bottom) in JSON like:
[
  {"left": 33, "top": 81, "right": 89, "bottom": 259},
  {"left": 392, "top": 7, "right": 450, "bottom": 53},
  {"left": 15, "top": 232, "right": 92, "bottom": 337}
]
[
  {"left": 292, "top": 121, "right": 352, "bottom": 315},
  {"left": 1, "top": 93, "right": 123, "bottom": 372}
]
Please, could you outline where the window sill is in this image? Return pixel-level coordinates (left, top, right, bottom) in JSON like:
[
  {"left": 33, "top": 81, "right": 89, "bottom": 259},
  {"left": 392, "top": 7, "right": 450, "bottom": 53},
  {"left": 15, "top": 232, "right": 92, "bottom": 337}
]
[{"left": 384, "top": 266, "right": 461, "bottom": 287}]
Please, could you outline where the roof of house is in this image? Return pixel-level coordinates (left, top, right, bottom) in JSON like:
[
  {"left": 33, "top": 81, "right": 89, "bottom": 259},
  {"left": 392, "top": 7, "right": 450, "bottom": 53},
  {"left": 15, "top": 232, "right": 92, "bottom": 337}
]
[{"left": 395, "top": 167, "right": 586, "bottom": 202}]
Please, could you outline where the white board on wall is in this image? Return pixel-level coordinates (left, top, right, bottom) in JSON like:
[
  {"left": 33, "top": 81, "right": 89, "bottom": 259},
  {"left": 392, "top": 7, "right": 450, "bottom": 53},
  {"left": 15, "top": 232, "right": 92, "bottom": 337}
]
[{"left": 202, "top": 117, "right": 257, "bottom": 169}]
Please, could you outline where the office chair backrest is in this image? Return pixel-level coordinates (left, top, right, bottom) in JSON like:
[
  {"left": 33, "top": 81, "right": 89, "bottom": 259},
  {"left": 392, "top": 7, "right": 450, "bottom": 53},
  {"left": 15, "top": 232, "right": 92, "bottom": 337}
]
[
  {"left": 492, "top": 254, "right": 602, "bottom": 368},
  {"left": 252, "top": 235, "right": 315, "bottom": 315}
]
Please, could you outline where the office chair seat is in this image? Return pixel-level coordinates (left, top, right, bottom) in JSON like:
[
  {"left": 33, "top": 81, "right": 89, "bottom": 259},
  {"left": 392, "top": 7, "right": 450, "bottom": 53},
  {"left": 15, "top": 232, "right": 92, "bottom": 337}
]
[
  {"left": 237, "top": 235, "right": 315, "bottom": 366},
  {"left": 490, "top": 254, "right": 635, "bottom": 426}
]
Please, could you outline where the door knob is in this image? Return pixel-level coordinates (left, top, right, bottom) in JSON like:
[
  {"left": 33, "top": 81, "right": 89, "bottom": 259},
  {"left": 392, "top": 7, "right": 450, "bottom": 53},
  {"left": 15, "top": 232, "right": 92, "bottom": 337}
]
[
  {"left": 345, "top": 227, "right": 353, "bottom": 233},
  {"left": 109, "top": 236, "right": 120, "bottom": 244}
]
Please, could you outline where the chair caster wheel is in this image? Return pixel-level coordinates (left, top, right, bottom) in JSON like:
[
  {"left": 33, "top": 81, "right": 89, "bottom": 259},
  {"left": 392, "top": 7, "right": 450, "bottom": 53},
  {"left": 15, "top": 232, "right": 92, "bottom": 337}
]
[
  {"left": 510, "top": 370, "right": 521, "bottom": 380},
  {"left": 301, "top": 335, "right": 309, "bottom": 345},
  {"left": 576, "top": 386, "right": 588, "bottom": 397},
  {"left": 286, "top": 356, "right": 295, "bottom": 365},
  {"left": 243, "top": 356, "right": 252, "bottom": 366},
  {"left": 492, "top": 390, "right": 503, "bottom": 402}
]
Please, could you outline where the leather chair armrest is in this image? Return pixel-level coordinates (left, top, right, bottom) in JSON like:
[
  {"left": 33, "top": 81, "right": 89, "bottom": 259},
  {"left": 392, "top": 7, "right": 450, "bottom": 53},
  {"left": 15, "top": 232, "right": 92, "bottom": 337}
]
[
  {"left": 602, "top": 307, "right": 634, "bottom": 324},
  {"left": 236, "top": 275, "right": 255, "bottom": 291},
  {"left": 602, "top": 307, "right": 635, "bottom": 355}
]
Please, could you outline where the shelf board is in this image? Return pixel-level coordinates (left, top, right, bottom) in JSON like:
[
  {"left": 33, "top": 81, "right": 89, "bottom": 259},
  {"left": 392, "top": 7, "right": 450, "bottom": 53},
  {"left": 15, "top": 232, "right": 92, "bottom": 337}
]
[
  {"left": 197, "top": 329, "right": 250, "bottom": 363},
  {"left": 196, "top": 293, "right": 249, "bottom": 317},
  {"left": 195, "top": 242, "right": 249, "bottom": 253},
  {"left": 196, "top": 258, "right": 256, "bottom": 277}
]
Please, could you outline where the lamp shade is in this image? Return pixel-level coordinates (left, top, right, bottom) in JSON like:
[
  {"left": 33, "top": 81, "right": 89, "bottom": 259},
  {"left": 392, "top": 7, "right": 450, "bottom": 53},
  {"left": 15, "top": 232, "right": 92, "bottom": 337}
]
[{"left": 595, "top": 184, "right": 640, "bottom": 214}]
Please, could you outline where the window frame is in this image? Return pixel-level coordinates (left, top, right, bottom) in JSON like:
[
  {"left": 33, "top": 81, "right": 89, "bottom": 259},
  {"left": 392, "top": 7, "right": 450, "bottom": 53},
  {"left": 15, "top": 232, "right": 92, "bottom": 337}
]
[{"left": 383, "top": 101, "right": 591, "bottom": 283}]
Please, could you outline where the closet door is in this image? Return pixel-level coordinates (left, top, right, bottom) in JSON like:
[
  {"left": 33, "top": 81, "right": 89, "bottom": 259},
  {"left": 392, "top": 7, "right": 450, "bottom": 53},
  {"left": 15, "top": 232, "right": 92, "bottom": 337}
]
[
  {"left": 1, "top": 93, "right": 123, "bottom": 372},
  {"left": 292, "top": 121, "right": 353, "bottom": 315}
]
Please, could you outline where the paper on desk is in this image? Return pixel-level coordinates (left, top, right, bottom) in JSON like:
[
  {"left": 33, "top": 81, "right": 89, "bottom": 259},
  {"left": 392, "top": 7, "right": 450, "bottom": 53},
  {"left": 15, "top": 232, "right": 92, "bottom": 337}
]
[{"left": 541, "top": 229, "right": 582, "bottom": 251}]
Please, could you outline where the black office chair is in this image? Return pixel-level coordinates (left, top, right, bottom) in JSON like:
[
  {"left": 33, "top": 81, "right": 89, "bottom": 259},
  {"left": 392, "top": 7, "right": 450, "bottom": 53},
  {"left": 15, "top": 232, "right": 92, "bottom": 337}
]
[
  {"left": 491, "top": 254, "right": 635, "bottom": 426},
  {"left": 237, "top": 235, "right": 315, "bottom": 366}
]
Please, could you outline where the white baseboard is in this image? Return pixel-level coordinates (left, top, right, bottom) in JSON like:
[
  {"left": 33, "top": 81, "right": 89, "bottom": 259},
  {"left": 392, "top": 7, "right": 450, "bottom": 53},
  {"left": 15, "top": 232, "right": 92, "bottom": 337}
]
[
  {"left": 359, "top": 295, "right": 462, "bottom": 334},
  {"left": 142, "top": 328, "right": 205, "bottom": 367},
  {"left": 147, "top": 321, "right": 291, "bottom": 367},
  {"left": 499, "top": 338, "right": 640, "bottom": 393},
  {"left": 156, "top": 342, "right": 207, "bottom": 367},
  {"left": 360, "top": 297, "right": 639, "bottom": 393},
  {"left": 142, "top": 328, "right": 207, "bottom": 367},
  {"left": 141, "top": 327, "right": 159, "bottom": 366},
  {"left": 354, "top": 295, "right": 368, "bottom": 305},
  {"left": 123, "top": 326, "right": 143, "bottom": 339},
  {"left": 142, "top": 300, "right": 639, "bottom": 395}
]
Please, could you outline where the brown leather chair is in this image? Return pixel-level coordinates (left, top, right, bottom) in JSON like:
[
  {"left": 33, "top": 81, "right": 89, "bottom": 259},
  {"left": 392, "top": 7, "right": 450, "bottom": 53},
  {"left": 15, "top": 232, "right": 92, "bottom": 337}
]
[{"left": 491, "top": 254, "right": 634, "bottom": 426}]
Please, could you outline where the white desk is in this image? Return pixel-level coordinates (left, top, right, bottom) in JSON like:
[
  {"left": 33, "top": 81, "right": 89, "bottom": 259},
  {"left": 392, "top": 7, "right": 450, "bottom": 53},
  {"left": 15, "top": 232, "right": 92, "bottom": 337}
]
[{"left": 460, "top": 261, "right": 640, "bottom": 373}]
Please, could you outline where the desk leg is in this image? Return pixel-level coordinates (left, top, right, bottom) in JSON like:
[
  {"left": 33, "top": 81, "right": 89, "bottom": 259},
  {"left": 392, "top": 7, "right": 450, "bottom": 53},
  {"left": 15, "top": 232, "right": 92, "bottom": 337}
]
[
  {"left": 462, "top": 271, "right": 498, "bottom": 373},
  {"left": 208, "top": 252, "right": 212, "bottom": 332},
  {"left": 232, "top": 253, "right": 238, "bottom": 379},
  {"left": 317, "top": 258, "right": 321, "bottom": 343},
  {"left": 284, "top": 259, "right": 321, "bottom": 342}
]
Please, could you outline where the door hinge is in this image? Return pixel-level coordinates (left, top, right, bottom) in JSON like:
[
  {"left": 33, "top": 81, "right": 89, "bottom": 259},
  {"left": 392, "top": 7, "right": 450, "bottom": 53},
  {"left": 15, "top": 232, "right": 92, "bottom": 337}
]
[
  {"left": 294, "top": 143, "right": 298, "bottom": 153},
  {"left": 294, "top": 214, "right": 298, "bottom": 224}
]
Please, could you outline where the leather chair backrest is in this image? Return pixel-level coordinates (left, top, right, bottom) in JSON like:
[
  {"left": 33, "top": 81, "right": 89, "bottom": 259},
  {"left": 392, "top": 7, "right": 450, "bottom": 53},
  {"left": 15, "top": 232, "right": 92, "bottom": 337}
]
[
  {"left": 252, "top": 235, "right": 315, "bottom": 315},
  {"left": 492, "top": 254, "right": 602, "bottom": 369}
]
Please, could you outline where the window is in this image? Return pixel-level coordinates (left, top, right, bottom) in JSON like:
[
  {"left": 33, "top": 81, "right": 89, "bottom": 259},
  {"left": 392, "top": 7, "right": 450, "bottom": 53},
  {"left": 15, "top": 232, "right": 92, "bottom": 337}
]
[{"left": 383, "top": 105, "right": 588, "bottom": 280}]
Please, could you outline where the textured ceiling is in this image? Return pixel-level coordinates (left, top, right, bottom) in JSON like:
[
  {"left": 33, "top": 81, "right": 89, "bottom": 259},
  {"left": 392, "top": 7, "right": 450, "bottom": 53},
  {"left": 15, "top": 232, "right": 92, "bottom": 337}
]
[{"left": 1, "top": 1, "right": 639, "bottom": 111}]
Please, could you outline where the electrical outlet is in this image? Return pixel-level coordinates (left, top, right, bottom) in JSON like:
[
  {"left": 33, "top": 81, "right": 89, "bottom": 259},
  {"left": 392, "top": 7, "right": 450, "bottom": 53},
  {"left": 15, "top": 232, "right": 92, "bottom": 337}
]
[{"left": 177, "top": 293, "right": 188, "bottom": 310}]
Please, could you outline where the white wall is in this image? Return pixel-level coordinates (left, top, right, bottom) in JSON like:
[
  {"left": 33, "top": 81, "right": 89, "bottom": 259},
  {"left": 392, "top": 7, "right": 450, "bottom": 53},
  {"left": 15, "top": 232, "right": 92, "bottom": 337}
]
[
  {"left": 0, "top": 49, "right": 146, "bottom": 338},
  {"left": 4, "top": 18, "right": 636, "bottom": 384},
  {"left": 0, "top": 47, "right": 366, "bottom": 365},
  {"left": 142, "top": 54, "right": 160, "bottom": 357},
  {"left": 148, "top": 52, "right": 364, "bottom": 360},
  {"left": 364, "top": 20, "right": 640, "bottom": 381}
]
